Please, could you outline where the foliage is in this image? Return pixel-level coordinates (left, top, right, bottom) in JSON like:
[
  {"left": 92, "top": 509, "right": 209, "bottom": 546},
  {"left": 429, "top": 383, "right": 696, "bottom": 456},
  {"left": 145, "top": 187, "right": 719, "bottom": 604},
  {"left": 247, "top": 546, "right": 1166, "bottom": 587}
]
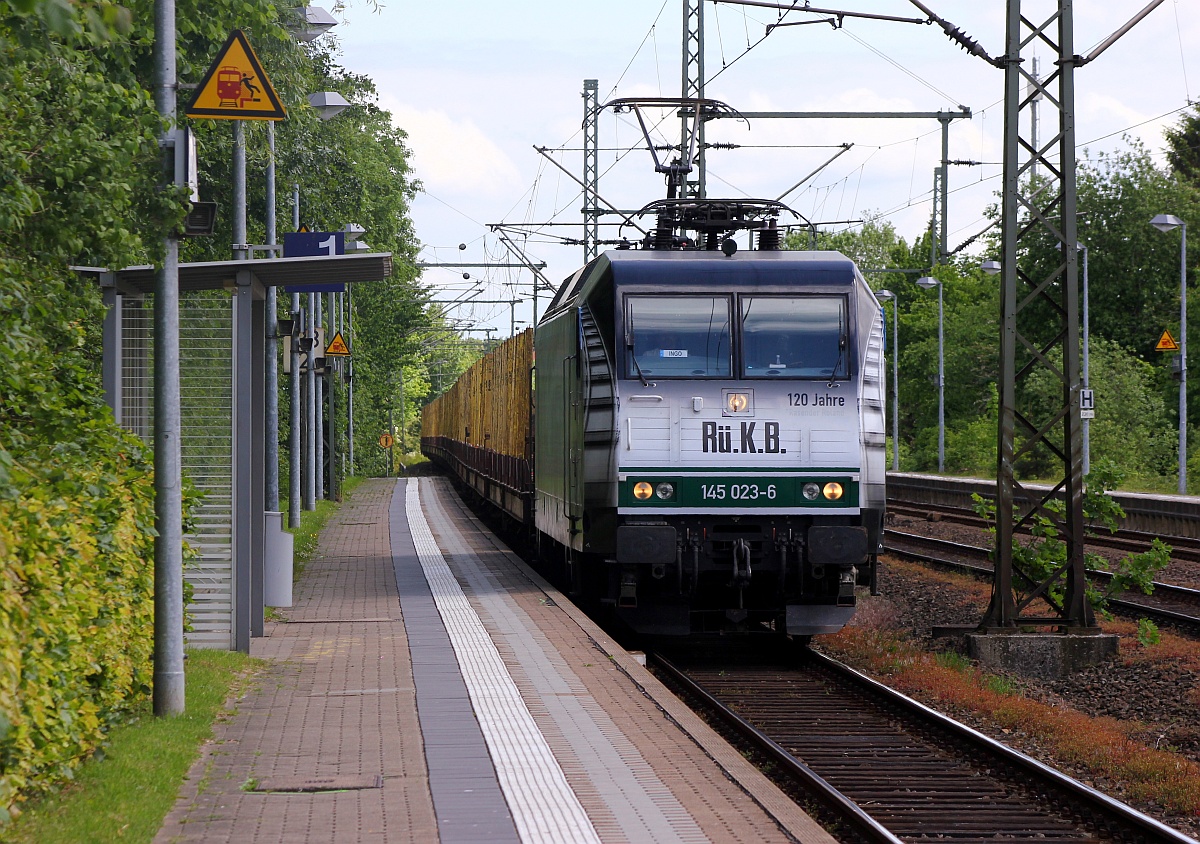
[
  {"left": 1136, "top": 617, "right": 1162, "bottom": 648},
  {"left": 0, "top": 650, "right": 257, "bottom": 844},
  {"left": 1021, "top": 339, "right": 1175, "bottom": 483},
  {"left": 0, "top": 262, "right": 158, "bottom": 823},
  {"left": 812, "top": 136, "right": 1200, "bottom": 483},
  {"left": 1164, "top": 105, "right": 1200, "bottom": 187},
  {"left": 969, "top": 469, "right": 1172, "bottom": 618}
]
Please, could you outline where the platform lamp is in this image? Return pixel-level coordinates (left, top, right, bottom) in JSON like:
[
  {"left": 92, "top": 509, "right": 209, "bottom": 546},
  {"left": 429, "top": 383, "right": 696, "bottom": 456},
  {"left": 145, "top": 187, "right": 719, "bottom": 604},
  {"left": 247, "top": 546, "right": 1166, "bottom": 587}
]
[
  {"left": 337, "top": 222, "right": 367, "bottom": 478},
  {"left": 875, "top": 290, "right": 900, "bottom": 471},
  {"left": 916, "top": 276, "right": 944, "bottom": 473},
  {"left": 291, "top": 5, "right": 337, "bottom": 42},
  {"left": 1151, "top": 214, "right": 1188, "bottom": 494},
  {"left": 308, "top": 91, "right": 352, "bottom": 121},
  {"left": 279, "top": 7, "right": 341, "bottom": 521}
]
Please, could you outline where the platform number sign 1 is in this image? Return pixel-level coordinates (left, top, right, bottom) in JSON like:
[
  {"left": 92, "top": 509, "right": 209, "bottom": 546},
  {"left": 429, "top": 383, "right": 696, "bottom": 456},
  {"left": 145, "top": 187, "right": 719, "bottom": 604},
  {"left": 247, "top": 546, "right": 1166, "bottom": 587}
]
[
  {"left": 283, "top": 231, "right": 344, "bottom": 257},
  {"left": 282, "top": 231, "right": 346, "bottom": 293},
  {"left": 1079, "top": 388, "right": 1095, "bottom": 419}
]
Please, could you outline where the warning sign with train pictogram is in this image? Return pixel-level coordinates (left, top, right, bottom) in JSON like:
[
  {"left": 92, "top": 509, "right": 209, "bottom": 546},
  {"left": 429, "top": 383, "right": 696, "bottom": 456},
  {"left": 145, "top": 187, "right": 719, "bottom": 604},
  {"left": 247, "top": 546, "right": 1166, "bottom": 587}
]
[
  {"left": 1156, "top": 329, "right": 1180, "bottom": 352},
  {"left": 185, "top": 30, "right": 286, "bottom": 120},
  {"left": 324, "top": 332, "right": 351, "bottom": 357}
]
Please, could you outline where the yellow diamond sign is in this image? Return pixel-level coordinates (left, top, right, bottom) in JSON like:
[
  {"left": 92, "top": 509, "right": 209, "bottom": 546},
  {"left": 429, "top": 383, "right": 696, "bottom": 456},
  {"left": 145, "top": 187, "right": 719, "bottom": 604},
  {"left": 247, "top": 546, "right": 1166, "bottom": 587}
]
[{"left": 186, "top": 30, "right": 286, "bottom": 121}]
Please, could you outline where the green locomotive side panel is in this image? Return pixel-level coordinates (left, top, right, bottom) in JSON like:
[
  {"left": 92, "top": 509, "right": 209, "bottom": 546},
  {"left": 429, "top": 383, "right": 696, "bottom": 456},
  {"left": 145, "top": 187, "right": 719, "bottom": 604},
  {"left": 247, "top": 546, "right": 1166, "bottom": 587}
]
[{"left": 534, "top": 305, "right": 582, "bottom": 550}]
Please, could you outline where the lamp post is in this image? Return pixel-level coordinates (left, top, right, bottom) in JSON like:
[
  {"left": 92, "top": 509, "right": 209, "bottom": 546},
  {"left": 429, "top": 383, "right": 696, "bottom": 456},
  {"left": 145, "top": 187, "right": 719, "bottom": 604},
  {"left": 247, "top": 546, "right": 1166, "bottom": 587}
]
[
  {"left": 1151, "top": 214, "right": 1188, "bottom": 494},
  {"left": 916, "top": 276, "right": 944, "bottom": 473},
  {"left": 1079, "top": 244, "right": 1090, "bottom": 477},
  {"left": 281, "top": 7, "right": 338, "bottom": 522},
  {"left": 876, "top": 289, "right": 900, "bottom": 471}
]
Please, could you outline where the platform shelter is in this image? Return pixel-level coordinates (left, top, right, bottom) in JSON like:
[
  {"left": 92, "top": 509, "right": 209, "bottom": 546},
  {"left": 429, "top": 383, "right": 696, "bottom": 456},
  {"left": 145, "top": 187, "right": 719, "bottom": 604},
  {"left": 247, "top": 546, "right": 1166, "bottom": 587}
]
[{"left": 86, "top": 254, "right": 391, "bottom": 651}]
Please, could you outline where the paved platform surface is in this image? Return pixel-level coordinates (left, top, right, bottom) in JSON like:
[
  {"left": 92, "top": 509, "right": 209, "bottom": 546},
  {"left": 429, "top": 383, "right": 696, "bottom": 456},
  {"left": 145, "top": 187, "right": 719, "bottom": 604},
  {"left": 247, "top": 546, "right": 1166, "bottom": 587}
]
[{"left": 154, "top": 477, "right": 837, "bottom": 844}]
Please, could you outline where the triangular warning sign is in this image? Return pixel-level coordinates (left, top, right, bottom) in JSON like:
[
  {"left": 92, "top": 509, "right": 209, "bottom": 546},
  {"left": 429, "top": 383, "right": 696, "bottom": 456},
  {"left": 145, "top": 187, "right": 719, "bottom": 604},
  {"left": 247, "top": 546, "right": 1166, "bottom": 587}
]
[
  {"left": 1156, "top": 330, "right": 1180, "bottom": 352},
  {"left": 325, "top": 332, "right": 351, "bottom": 357},
  {"left": 185, "top": 30, "right": 286, "bottom": 121}
]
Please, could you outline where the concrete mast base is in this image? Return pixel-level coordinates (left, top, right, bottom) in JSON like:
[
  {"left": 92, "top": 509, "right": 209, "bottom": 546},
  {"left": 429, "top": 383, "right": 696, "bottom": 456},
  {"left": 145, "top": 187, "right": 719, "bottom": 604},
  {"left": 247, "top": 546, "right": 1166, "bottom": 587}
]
[{"left": 967, "top": 632, "right": 1119, "bottom": 680}]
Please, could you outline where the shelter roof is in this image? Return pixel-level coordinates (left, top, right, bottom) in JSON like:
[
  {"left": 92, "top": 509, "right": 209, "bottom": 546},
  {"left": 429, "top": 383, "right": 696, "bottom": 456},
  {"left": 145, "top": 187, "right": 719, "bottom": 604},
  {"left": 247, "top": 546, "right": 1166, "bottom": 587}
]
[{"left": 75, "top": 253, "right": 393, "bottom": 294}]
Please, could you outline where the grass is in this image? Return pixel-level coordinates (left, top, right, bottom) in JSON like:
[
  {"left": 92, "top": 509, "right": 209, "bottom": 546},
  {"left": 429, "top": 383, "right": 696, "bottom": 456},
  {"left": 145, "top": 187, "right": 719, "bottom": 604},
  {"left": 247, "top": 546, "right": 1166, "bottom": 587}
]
[{"left": 0, "top": 650, "right": 259, "bottom": 844}]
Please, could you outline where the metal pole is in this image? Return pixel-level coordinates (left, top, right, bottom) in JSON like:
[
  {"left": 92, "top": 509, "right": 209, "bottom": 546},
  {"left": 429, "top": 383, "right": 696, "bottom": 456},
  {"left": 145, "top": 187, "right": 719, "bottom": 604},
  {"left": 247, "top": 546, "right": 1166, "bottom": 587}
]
[
  {"left": 939, "top": 117, "right": 950, "bottom": 265},
  {"left": 304, "top": 291, "right": 316, "bottom": 510},
  {"left": 1081, "top": 244, "right": 1090, "bottom": 476},
  {"left": 583, "top": 79, "right": 599, "bottom": 263},
  {"left": 347, "top": 287, "right": 354, "bottom": 475},
  {"left": 892, "top": 300, "right": 900, "bottom": 471},
  {"left": 327, "top": 367, "right": 336, "bottom": 499},
  {"left": 315, "top": 293, "right": 324, "bottom": 500},
  {"left": 1181, "top": 223, "right": 1188, "bottom": 494},
  {"left": 937, "top": 281, "right": 945, "bottom": 473},
  {"left": 153, "top": 0, "right": 185, "bottom": 716},
  {"left": 289, "top": 184, "right": 302, "bottom": 526},
  {"left": 265, "top": 121, "right": 279, "bottom": 512},
  {"left": 233, "top": 121, "right": 246, "bottom": 261}
]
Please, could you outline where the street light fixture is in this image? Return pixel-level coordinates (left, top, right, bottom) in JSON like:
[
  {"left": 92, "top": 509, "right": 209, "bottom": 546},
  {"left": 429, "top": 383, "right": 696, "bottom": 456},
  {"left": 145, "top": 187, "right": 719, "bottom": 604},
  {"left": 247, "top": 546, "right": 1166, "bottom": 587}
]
[
  {"left": 981, "top": 260, "right": 1001, "bottom": 276},
  {"left": 342, "top": 222, "right": 366, "bottom": 243},
  {"left": 308, "top": 91, "right": 352, "bottom": 121},
  {"left": 876, "top": 289, "right": 900, "bottom": 471},
  {"left": 1151, "top": 214, "right": 1188, "bottom": 494},
  {"left": 916, "top": 275, "right": 945, "bottom": 473},
  {"left": 289, "top": 5, "right": 337, "bottom": 42}
]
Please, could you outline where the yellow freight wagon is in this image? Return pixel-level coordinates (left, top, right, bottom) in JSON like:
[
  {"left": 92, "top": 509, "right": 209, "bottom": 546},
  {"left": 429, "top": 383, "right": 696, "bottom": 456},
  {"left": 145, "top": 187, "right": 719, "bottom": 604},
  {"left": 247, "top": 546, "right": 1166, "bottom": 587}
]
[{"left": 421, "top": 329, "right": 534, "bottom": 523}]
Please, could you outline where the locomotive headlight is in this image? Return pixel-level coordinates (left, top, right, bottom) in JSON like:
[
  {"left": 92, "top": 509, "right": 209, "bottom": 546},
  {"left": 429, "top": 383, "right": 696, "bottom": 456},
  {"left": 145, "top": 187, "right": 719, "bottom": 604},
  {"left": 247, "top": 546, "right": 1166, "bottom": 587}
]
[
  {"left": 655, "top": 482, "right": 675, "bottom": 500},
  {"left": 633, "top": 482, "right": 654, "bottom": 500},
  {"left": 726, "top": 392, "right": 750, "bottom": 413},
  {"left": 802, "top": 482, "right": 821, "bottom": 500},
  {"left": 823, "top": 482, "right": 844, "bottom": 500}
]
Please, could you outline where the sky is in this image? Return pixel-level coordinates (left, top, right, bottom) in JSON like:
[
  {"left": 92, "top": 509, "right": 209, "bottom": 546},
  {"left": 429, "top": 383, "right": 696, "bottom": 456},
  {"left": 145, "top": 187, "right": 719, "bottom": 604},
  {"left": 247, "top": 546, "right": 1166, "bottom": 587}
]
[{"left": 325, "top": 1, "right": 1200, "bottom": 339}]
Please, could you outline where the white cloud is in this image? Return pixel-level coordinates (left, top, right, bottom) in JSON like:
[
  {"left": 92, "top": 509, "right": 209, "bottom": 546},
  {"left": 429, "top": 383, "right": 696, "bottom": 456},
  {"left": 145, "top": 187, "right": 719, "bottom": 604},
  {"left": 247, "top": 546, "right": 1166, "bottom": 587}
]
[{"left": 386, "top": 103, "right": 523, "bottom": 197}]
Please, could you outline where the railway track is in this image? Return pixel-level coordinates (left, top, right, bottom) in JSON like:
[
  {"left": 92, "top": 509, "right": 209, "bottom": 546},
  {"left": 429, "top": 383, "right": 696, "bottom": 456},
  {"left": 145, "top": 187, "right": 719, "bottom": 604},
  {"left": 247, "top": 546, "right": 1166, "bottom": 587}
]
[
  {"left": 884, "top": 530, "right": 1200, "bottom": 634},
  {"left": 652, "top": 647, "right": 1192, "bottom": 844},
  {"left": 887, "top": 501, "right": 1200, "bottom": 566}
]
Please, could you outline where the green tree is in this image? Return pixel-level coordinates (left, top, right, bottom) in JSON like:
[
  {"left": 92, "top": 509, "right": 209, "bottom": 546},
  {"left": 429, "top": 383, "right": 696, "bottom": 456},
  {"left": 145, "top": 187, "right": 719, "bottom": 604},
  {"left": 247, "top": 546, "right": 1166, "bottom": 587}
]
[{"left": 1164, "top": 105, "right": 1200, "bottom": 186}]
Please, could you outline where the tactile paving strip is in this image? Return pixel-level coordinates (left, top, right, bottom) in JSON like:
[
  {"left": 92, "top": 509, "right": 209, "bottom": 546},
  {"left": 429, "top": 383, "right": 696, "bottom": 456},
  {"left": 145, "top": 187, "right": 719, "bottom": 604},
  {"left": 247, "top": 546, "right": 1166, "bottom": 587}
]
[
  {"left": 405, "top": 479, "right": 603, "bottom": 844},
  {"left": 420, "top": 479, "right": 709, "bottom": 844}
]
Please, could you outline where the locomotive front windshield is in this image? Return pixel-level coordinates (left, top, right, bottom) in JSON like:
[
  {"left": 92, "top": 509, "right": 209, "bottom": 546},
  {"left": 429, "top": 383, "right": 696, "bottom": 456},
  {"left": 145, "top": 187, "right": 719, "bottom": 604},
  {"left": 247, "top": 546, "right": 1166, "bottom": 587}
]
[
  {"left": 741, "top": 296, "right": 848, "bottom": 379},
  {"left": 626, "top": 296, "right": 733, "bottom": 377}
]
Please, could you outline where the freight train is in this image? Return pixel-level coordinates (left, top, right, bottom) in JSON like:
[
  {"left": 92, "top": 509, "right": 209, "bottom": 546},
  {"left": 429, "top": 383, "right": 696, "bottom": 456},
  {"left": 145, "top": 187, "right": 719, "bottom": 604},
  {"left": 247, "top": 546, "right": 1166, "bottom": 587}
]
[{"left": 422, "top": 201, "right": 886, "bottom": 638}]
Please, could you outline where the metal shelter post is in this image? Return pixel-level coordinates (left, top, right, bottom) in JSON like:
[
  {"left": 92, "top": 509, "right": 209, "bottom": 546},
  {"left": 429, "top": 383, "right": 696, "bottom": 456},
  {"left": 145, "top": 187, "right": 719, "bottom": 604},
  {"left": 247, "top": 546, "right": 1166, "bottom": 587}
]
[{"left": 233, "top": 268, "right": 266, "bottom": 651}]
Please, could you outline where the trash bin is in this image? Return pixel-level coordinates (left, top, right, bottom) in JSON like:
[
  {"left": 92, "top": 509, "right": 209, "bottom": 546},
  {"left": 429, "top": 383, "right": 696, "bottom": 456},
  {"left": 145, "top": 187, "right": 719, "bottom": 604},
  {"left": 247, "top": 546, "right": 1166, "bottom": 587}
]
[{"left": 264, "top": 511, "right": 294, "bottom": 607}]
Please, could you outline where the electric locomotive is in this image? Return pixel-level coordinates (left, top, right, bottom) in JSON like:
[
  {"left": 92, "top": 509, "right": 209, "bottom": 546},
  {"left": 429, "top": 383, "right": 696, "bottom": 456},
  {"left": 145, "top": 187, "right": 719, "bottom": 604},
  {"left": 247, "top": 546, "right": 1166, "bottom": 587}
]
[
  {"left": 535, "top": 230, "right": 884, "bottom": 636},
  {"left": 422, "top": 199, "right": 887, "bottom": 638}
]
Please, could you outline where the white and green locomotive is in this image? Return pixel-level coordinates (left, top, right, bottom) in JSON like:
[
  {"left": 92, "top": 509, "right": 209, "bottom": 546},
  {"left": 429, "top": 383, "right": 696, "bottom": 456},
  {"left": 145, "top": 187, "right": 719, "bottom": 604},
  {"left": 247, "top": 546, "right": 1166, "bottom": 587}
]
[{"left": 532, "top": 243, "right": 886, "bottom": 637}]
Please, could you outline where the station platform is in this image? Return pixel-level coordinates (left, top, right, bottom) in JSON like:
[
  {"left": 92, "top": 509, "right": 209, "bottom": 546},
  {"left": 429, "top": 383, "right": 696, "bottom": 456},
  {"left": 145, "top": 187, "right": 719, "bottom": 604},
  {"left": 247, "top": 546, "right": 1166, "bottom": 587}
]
[{"left": 154, "top": 476, "right": 836, "bottom": 844}]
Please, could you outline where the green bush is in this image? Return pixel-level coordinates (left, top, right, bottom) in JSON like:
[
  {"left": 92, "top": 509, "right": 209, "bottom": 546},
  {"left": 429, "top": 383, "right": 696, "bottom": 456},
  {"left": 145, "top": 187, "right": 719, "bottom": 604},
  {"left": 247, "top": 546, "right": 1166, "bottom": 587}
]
[{"left": 0, "top": 261, "right": 157, "bottom": 823}]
